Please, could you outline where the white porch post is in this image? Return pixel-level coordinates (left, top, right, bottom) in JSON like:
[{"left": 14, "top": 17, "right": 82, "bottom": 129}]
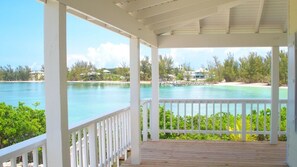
[
  {"left": 151, "top": 47, "right": 159, "bottom": 141},
  {"left": 287, "top": 0, "right": 297, "bottom": 165},
  {"left": 270, "top": 46, "right": 279, "bottom": 144},
  {"left": 44, "top": 1, "right": 70, "bottom": 167},
  {"left": 130, "top": 37, "right": 141, "bottom": 164}
]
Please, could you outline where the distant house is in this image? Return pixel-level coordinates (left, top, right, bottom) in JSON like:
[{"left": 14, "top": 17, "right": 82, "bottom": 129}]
[
  {"left": 30, "top": 70, "right": 44, "bottom": 81},
  {"left": 103, "top": 69, "right": 111, "bottom": 74},
  {"left": 193, "top": 68, "right": 208, "bottom": 79},
  {"left": 184, "top": 68, "right": 208, "bottom": 81}
]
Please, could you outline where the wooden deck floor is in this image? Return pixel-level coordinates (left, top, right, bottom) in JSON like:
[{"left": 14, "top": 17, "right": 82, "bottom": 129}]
[{"left": 121, "top": 140, "right": 287, "bottom": 167}]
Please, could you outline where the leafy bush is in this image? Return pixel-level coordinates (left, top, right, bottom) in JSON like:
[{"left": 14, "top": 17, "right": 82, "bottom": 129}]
[{"left": 0, "top": 102, "right": 45, "bottom": 149}]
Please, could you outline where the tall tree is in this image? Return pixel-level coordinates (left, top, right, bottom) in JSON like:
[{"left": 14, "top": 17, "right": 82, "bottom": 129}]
[
  {"left": 239, "top": 52, "right": 264, "bottom": 83},
  {"left": 115, "top": 62, "right": 130, "bottom": 81},
  {"left": 207, "top": 56, "right": 223, "bottom": 82},
  {"left": 68, "top": 61, "right": 97, "bottom": 81},
  {"left": 222, "top": 54, "right": 238, "bottom": 82},
  {"left": 140, "top": 56, "right": 151, "bottom": 81},
  {"left": 3, "top": 65, "right": 15, "bottom": 81},
  {"left": 159, "top": 55, "right": 174, "bottom": 81},
  {"left": 15, "top": 66, "right": 31, "bottom": 81},
  {"left": 0, "top": 67, "right": 4, "bottom": 80},
  {"left": 279, "top": 51, "right": 288, "bottom": 85}
]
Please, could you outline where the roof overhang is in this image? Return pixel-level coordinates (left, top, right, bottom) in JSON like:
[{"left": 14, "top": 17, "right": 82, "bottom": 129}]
[
  {"left": 58, "top": 0, "right": 158, "bottom": 47},
  {"left": 158, "top": 33, "right": 287, "bottom": 48},
  {"left": 41, "top": 0, "right": 289, "bottom": 48}
]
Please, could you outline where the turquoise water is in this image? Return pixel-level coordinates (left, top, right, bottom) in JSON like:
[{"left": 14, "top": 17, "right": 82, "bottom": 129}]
[{"left": 0, "top": 82, "right": 288, "bottom": 125}]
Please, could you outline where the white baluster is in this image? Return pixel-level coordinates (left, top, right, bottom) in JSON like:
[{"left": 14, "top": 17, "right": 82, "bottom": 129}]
[
  {"left": 170, "top": 102, "right": 173, "bottom": 134},
  {"left": 198, "top": 103, "right": 201, "bottom": 133},
  {"left": 101, "top": 121, "right": 106, "bottom": 166},
  {"left": 212, "top": 103, "right": 215, "bottom": 135},
  {"left": 88, "top": 124, "right": 98, "bottom": 167},
  {"left": 82, "top": 129, "right": 88, "bottom": 167},
  {"left": 78, "top": 131, "right": 83, "bottom": 167},
  {"left": 108, "top": 118, "right": 113, "bottom": 166},
  {"left": 22, "top": 153, "right": 28, "bottom": 167},
  {"left": 219, "top": 103, "right": 222, "bottom": 135},
  {"left": 143, "top": 102, "right": 148, "bottom": 141},
  {"left": 242, "top": 103, "right": 247, "bottom": 142},
  {"left": 206, "top": 102, "right": 208, "bottom": 132},
  {"left": 115, "top": 115, "right": 120, "bottom": 167},
  {"left": 257, "top": 103, "right": 259, "bottom": 134},
  {"left": 177, "top": 102, "right": 180, "bottom": 134},
  {"left": 42, "top": 144, "right": 47, "bottom": 167},
  {"left": 184, "top": 103, "right": 186, "bottom": 134},
  {"left": 33, "top": 148, "right": 38, "bottom": 167},
  {"left": 71, "top": 133, "right": 77, "bottom": 167},
  {"left": 10, "top": 158, "right": 16, "bottom": 167},
  {"left": 191, "top": 103, "right": 194, "bottom": 132}
]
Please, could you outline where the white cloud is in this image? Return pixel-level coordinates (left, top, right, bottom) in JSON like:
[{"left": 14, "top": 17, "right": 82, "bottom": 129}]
[{"left": 67, "top": 42, "right": 129, "bottom": 68}]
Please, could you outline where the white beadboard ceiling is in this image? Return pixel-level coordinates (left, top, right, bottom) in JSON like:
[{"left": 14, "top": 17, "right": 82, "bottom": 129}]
[{"left": 113, "top": 0, "right": 287, "bottom": 36}]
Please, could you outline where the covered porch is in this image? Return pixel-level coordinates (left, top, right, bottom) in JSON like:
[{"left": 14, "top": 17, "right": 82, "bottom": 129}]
[{"left": 1, "top": 0, "right": 297, "bottom": 167}]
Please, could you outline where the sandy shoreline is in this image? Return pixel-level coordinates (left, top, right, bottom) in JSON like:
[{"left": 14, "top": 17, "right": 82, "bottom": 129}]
[
  {"left": 0, "top": 80, "right": 288, "bottom": 88},
  {"left": 215, "top": 82, "right": 288, "bottom": 88}
]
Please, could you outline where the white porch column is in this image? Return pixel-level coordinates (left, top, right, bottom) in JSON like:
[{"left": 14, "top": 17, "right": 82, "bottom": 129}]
[
  {"left": 287, "top": 0, "right": 297, "bottom": 165},
  {"left": 270, "top": 46, "right": 279, "bottom": 144},
  {"left": 151, "top": 47, "right": 159, "bottom": 141},
  {"left": 44, "top": 1, "right": 70, "bottom": 167},
  {"left": 130, "top": 37, "right": 141, "bottom": 164}
]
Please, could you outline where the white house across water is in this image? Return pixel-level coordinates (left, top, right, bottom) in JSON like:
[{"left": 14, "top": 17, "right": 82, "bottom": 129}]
[{"left": 0, "top": 0, "right": 297, "bottom": 166}]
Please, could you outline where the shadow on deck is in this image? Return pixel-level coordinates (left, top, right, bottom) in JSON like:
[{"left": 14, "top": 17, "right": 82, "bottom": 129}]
[{"left": 122, "top": 140, "right": 287, "bottom": 167}]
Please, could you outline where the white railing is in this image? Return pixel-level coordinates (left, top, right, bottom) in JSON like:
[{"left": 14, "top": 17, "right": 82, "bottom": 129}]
[
  {"left": 0, "top": 135, "right": 47, "bottom": 167},
  {"left": 142, "top": 99, "right": 288, "bottom": 141},
  {"left": 0, "top": 107, "right": 131, "bottom": 167},
  {"left": 68, "top": 107, "right": 131, "bottom": 167},
  {"left": 0, "top": 98, "right": 288, "bottom": 167}
]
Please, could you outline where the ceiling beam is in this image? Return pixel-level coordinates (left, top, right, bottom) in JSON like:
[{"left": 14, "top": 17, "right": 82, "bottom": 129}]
[
  {"left": 153, "top": 0, "right": 246, "bottom": 35},
  {"left": 152, "top": 7, "right": 218, "bottom": 33},
  {"left": 57, "top": 0, "right": 157, "bottom": 46},
  {"left": 143, "top": 0, "right": 237, "bottom": 26},
  {"left": 197, "top": 20, "right": 201, "bottom": 34},
  {"left": 158, "top": 33, "right": 287, "bottom": 48},
  {"left": 125, "top": 0, "right": 172, "bottom": 12},
  {"left": 135, "top": 0, "right": 208, "bottom": 19},
  {"left": 283, "top": 19, "right": 288, "bottom": 33},
  {"left": 255, "top": 0, "right": 265, "bottom": 33},
  {"left": 225, "top": 9, "right": 231, "bottom": 34}
]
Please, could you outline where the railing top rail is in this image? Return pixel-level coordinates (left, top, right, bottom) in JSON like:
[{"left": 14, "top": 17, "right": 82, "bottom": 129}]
[
  {"left": 159, "top": 98, "right": 288, "bottom": 103},
  {"left": 0, "top": 134, "right": 46, "bottom": 163},
  {"left": 69, "top": 106, "right": 130, "bottom": 133}
]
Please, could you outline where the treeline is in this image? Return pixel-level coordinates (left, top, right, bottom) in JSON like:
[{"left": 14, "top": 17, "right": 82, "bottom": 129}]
[
  {"left": 0, "top": 51, "right": 288, "bottom": 85},
  {"left": 207, "top": 51, "right": 288, "bottom": 85},
  {"left": 0, "top": 65, "right": 31, "bottom": 81},
  {"left": 67, "top": 55, "right": 189, "bottom": 81}
]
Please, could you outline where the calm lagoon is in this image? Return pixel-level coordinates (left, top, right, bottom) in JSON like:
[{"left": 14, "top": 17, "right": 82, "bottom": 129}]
[{"left": 0, "top": 82, "right": 288, "bottom": 125}]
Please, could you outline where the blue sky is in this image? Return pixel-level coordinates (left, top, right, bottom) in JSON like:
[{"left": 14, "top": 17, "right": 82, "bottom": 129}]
[{"left": 0, "top": 1, "right": 285, "bottom": 70}]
